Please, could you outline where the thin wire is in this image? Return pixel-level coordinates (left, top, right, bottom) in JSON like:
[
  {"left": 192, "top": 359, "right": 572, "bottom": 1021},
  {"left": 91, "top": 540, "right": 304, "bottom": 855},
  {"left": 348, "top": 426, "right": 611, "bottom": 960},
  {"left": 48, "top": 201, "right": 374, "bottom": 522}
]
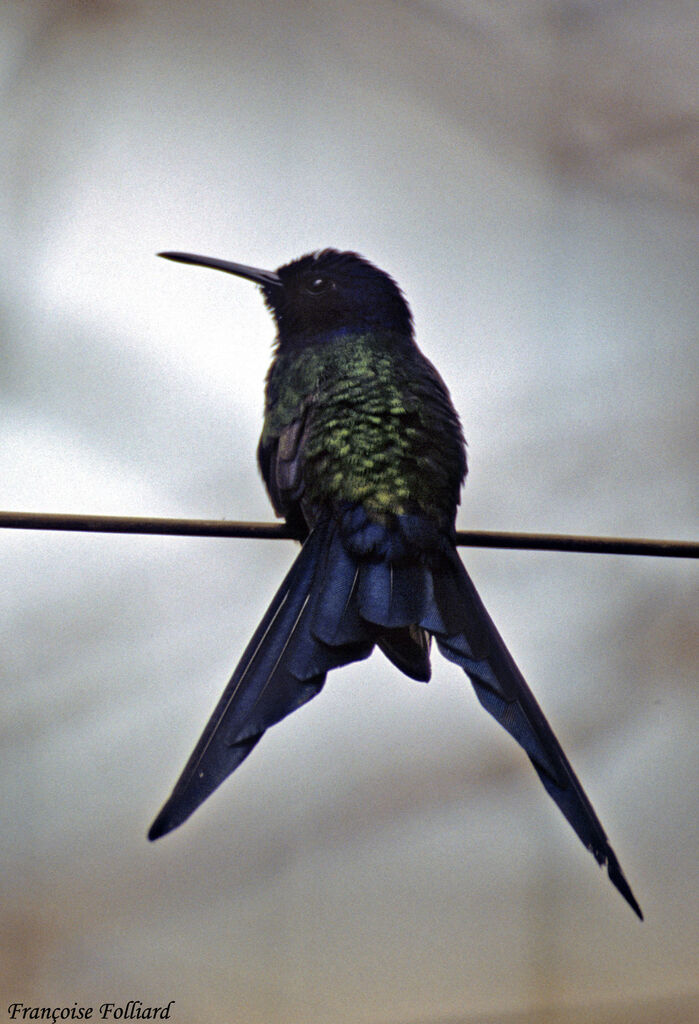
[{"left": 1, "top": 510, "right": 696, "bottom": 558}]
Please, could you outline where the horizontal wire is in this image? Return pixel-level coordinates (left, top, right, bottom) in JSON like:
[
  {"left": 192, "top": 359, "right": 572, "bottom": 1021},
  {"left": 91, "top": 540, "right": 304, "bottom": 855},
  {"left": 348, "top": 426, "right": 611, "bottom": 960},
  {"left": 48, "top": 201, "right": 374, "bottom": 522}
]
[{"left": 0, "top": 510, "right": 696, "bottom": 558}]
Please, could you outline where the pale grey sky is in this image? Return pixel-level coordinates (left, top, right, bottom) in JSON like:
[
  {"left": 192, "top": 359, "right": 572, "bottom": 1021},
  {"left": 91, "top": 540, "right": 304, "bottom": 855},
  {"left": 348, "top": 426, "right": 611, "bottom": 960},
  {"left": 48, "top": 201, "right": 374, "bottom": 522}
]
[{"left": 2, "top": 3, "right": 697, "bottom": 1023}]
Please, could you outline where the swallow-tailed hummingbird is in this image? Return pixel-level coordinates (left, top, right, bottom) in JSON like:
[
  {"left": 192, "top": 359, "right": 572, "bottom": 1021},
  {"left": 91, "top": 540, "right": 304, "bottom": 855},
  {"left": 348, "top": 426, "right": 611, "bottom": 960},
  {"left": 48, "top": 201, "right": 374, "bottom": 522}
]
[{"left": 149, "top": 248, "right": 642, "bottom": 919}]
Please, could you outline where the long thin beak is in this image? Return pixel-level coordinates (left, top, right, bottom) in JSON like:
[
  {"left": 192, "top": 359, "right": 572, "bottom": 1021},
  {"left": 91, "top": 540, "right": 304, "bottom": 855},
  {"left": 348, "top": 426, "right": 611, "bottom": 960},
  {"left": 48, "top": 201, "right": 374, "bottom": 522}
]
[{"left": 158, "top": 251, "right": 282, "bottom": 290}]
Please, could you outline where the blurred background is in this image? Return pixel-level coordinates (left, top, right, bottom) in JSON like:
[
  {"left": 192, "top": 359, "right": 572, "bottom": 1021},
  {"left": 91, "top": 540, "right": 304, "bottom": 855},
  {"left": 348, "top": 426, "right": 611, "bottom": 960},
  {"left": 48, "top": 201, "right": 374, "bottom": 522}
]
[{"left": 1, "top": 2, "right": 697, "bottom": 1022}]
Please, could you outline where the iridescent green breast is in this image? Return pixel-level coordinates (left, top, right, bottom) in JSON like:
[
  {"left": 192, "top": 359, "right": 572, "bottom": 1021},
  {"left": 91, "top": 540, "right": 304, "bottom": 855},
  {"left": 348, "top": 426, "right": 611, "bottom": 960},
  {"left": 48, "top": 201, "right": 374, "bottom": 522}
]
[{"left": 261, "top": 332, "right": 466, "bottom": 528}]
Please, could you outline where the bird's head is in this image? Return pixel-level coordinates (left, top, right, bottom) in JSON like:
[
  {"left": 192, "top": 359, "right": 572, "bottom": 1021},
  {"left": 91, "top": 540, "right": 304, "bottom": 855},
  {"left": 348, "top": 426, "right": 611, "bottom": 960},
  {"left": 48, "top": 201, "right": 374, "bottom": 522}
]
[{"left": 158, "top": 248, "right": 413, "bottom": 349}]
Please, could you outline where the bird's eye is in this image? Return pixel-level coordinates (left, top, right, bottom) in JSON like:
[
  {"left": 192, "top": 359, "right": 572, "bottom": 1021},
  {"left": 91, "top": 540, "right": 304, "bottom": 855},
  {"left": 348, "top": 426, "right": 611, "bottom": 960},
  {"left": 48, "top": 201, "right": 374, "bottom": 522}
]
[{"left": 305, "top": 276, "right": 335, "bottom": 295}]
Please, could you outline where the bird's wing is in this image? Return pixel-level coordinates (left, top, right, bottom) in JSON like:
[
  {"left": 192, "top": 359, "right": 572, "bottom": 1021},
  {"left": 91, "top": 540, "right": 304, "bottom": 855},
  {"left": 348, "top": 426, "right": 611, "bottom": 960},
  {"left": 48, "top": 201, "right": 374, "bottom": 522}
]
[{"left": 257, "top": 411, "right": 311, "bottom": 534}]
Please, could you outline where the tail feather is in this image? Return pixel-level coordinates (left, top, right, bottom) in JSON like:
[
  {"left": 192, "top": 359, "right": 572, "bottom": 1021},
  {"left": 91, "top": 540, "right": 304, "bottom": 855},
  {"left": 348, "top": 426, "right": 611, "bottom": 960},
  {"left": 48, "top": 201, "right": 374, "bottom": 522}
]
[
  {"left": 148, "top": 519, "right": 372, "bottom": 840},
  {"left": 357, "top": 560, "right": 428, "bottom": 627},
  {"left": 421, "top": 563, "right": 481, "bottom": 639},
  {"left": 434, "top": 559, "right": 643, "bottom": 920},
  {"left": 311, "top": 526, "right": 366, "bottom": 646},
  {"left": 377, "top": 627, "right": 432, "bottom": 682}
]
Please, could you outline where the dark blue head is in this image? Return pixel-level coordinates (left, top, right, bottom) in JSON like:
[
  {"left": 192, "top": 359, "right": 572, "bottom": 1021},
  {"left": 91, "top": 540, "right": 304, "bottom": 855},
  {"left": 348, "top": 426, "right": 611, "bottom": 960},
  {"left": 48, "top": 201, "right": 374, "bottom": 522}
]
[
  {"left": 269, "top": 250, "right": 413, "bottom": 347},
  {"left": 158, "top": 248, "right": 414, "bottom": 349}
]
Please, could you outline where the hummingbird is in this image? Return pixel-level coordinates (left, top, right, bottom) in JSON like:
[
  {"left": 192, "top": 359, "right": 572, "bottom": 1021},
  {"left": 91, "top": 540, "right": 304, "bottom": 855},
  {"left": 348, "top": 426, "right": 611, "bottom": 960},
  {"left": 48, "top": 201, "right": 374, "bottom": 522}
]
[{"left": 149, "top": 248, "right": 642, "bottom": 919}]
